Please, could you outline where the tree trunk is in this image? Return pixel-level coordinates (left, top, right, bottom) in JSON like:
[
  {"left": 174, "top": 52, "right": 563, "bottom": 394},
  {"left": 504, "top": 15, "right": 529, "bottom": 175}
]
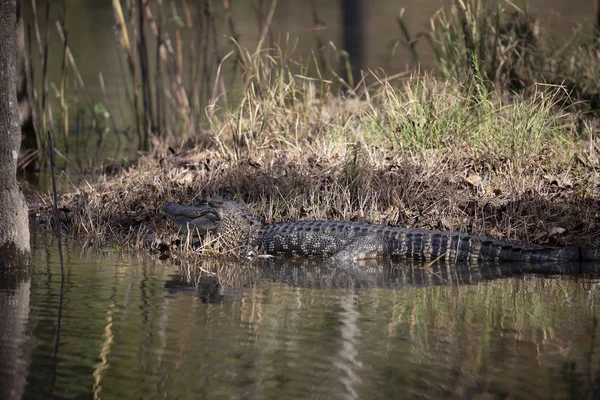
[{"left": 0, "top": 0, "right": 30, "bottom": 265}]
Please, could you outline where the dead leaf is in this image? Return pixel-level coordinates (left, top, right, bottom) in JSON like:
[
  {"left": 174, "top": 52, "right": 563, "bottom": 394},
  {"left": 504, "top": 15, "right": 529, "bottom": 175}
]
[
  {"left": 177, "top": 171, "right": 195, "bottom": 185},
  {"left": 465, "top": 174, "right": 482, "bottom": 187},
  {"left": 485, "top": 186, "right": 502, "bottom": 196},
  {"left": 544, "top": 174, "right": 573, "bottom": 188},
  {"left": 490, "top": 227, "right": 503, "bottom": 237},
  {"left": 548, "top": 227, "right": 567, "bottom": 236}
]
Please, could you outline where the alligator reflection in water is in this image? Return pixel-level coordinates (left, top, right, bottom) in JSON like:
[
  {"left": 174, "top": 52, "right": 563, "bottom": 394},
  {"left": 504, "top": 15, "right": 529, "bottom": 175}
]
[{"left": 165, "top": 258, "right": 600, "bottom": 302}]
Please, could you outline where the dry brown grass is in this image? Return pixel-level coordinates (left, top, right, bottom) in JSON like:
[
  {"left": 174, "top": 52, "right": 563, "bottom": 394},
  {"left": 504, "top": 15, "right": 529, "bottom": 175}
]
[
  {"left": 32, "top": 44, "right": 600, "bottom": 255},
  {"left": 34, "top": 116, "right": 600, "bottom": 256}
]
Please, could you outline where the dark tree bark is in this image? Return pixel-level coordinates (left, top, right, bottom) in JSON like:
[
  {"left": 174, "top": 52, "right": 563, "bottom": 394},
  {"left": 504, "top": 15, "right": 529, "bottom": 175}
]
[
  {"left": 0, "top": 3, "right": 35, "bottom": 397},
  {"left": 0, "top": 0, "right": 30, "bottom": 265}
]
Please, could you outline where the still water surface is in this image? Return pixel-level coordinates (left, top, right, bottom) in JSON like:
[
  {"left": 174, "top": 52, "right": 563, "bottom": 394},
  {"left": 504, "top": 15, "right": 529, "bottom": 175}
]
[{"left": 2, "top": 233, "right": 600, "bottom": 399}]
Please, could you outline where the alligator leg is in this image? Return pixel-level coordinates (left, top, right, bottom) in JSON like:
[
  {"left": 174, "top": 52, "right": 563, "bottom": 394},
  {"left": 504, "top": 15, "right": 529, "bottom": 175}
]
[{"left": 327, "top": 234, "right": 387, "bottom": 262}]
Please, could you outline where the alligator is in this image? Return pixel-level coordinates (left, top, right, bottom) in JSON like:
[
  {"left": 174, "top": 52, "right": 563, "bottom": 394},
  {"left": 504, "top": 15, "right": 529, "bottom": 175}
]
[{"left": 162, "top": 198, "right": 600, "bottom": 263}]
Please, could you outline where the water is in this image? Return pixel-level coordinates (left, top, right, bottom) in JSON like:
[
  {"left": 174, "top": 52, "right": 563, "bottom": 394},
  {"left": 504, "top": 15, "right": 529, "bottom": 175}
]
[
  {"left": 22, "top": 1, "right": 598, "bottom": 161},
  {"left": 2, "top": 233, "right": 600, "bottom": 399}
]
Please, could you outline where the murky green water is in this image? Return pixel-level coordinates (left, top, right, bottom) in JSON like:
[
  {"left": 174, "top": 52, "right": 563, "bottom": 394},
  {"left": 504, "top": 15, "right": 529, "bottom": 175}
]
[
  {"left": 23, "top": 1, "right": 597, "bottom": 156},
  {"left": 2, "top": 233, "right": 600, "bottom": 399}
]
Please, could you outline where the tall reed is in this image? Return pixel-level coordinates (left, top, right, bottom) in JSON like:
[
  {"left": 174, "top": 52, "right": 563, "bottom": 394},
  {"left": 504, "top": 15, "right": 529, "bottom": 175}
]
[{"left": 22, "top": 0, "right": 600, "bottom": 173}]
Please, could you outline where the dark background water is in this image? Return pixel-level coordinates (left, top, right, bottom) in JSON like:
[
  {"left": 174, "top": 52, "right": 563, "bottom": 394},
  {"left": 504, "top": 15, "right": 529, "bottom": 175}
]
[
  {"left": 19, "top": 0, "right": 600, "bottom": 171},
  {"left": 24, "top": 0, "right": 598, "bottom": 128}
]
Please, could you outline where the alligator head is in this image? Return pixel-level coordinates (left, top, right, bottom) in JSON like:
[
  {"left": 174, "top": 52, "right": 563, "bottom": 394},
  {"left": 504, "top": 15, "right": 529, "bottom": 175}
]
[
  {"left": 162, "top": 200, "right": 221, "bottom": 235},
  {"left": 162, "top": 198, "right": 263, "bottom": 252}
]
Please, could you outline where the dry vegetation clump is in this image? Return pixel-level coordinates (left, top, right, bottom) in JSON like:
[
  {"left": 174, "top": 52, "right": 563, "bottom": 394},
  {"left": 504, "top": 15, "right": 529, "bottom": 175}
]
[
  {"left": 421, "top": 0, "right": 600, "bottom": 109},
  {"left": 34, "top": 72, "right": 600, "bottom": 256}
]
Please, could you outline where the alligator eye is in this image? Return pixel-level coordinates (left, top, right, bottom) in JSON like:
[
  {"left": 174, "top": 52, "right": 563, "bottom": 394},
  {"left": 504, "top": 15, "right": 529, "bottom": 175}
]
[{"left": 208, "top": 199, "right": 222, "bottom": 207}]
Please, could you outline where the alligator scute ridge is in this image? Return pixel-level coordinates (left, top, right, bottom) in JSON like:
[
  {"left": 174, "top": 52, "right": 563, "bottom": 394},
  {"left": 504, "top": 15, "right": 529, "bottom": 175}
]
[{"left": 162, "top": 198, "right": 600, "bottom": 263}]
